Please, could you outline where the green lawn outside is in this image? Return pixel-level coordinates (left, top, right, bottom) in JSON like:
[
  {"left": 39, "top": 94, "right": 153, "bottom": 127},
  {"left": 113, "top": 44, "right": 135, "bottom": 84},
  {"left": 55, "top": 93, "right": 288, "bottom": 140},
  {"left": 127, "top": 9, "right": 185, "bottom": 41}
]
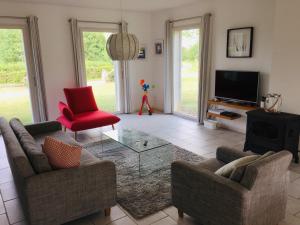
[
  {"left": 0, "top": 80, "right": 116, "bottom": 124},
  {"left": 0, "top": 77, "right": 197, "bottom": 123},
  {"left": 177, "top": 76, "right": 198, "bottom": 117},
  {"left": 0, "top": 85, "right": 33, "bottom": 124},
  {"left": 87, "top": 80, "right": 116, "bottom": 112}
]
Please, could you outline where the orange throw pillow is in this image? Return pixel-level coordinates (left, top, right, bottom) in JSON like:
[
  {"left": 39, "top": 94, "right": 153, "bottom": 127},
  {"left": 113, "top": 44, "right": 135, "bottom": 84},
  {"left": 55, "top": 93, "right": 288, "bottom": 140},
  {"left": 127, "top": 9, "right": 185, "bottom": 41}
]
[{"left": 42, "top": 136, "right": 81, "bottom": 169}]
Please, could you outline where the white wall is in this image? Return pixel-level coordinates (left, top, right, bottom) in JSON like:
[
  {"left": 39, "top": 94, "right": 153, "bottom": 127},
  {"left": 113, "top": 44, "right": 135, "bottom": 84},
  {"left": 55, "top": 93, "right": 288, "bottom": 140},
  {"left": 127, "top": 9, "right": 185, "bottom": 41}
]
[
  {"left": 2, "top": 0, "right": 300, "bottom": 133},
  {"left": 270, "top": 0, "right": 300, "bottom": 114},
  {"left": 0, "top": 1, "right": 153, "bottom": 120},
  {"left": 151, "top": 0, "right": 275, "bottom": 132}
]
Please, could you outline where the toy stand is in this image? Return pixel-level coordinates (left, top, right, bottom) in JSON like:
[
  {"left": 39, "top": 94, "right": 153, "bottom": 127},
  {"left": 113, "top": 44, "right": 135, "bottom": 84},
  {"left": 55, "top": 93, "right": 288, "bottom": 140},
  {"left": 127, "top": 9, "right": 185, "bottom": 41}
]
[{"left": 138, "top": 92, "right": 152, "bottom": 115}]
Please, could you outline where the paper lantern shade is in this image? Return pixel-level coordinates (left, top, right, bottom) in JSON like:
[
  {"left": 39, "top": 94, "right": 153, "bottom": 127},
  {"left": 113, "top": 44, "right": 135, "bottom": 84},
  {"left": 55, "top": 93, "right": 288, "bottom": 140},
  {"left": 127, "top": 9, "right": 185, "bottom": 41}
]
[{"left": 106, "top": 33, "right": 139, "bottom": 60}]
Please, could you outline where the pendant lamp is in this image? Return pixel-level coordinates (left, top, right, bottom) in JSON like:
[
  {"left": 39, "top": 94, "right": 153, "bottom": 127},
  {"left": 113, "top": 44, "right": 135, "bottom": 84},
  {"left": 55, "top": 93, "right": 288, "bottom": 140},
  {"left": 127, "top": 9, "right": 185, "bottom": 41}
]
[
  {"left": 106, "top": 0, "right": 140, "bottom": 60},
  {"left": 106, "top": 32, "right": 139, "bottom": 60}
]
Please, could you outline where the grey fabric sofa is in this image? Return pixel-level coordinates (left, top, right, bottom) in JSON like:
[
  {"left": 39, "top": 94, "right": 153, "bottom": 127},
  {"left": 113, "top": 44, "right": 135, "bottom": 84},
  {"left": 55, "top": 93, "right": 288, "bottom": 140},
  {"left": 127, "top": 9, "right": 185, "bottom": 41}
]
[
  {"left": 172, "top": 146, "right": 292, "bottom": 225},
  {"left": 0, "top": 117, "right": 117, "bottom": 225}
]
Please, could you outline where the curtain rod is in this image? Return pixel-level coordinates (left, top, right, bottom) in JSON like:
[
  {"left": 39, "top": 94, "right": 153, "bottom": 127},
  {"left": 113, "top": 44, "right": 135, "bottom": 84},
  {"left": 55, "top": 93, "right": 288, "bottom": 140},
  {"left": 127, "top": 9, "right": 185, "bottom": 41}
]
[
  {"left": 69, "top": 19, "right": 121, "bottom": 25},
  {"left": 170, "top": 14, "right": 211, "bottom": 23},
  {"left": 0, "top": 16, "right": 27, "bottom": 20}
]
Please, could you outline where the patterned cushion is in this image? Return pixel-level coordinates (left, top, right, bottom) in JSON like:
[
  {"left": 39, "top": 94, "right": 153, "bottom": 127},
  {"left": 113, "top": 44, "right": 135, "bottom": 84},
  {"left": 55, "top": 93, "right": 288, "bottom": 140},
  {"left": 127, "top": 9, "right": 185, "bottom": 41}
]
[{"left": 42, "top": 136, "right": 81, "bottom": 169}]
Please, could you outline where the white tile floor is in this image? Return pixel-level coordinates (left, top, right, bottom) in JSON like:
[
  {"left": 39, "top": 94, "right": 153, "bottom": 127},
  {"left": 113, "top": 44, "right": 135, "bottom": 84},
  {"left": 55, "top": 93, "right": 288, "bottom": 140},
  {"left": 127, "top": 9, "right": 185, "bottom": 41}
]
[{"left": 1, "top": 114, "right": 300, "bottom": 225}]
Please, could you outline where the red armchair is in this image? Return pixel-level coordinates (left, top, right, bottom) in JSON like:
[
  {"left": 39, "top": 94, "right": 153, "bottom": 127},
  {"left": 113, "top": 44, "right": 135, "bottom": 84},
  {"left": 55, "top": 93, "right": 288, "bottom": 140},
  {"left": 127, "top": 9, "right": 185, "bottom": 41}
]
[{"left": 57, "top": 86, "right": 120, "bottom": 139}]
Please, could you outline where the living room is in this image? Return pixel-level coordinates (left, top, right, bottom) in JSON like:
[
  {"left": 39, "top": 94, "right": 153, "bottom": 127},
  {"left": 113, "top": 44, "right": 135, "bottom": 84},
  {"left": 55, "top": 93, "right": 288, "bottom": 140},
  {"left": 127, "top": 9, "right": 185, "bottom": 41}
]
[{"left": 0, "top": 0, "right": 300, "bottom": 225}]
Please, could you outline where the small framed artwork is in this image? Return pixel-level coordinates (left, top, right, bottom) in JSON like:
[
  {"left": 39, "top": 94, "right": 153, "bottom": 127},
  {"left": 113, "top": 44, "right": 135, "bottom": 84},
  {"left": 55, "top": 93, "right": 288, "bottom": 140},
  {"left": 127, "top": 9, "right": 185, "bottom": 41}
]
[
  {"left": 155, "top": 40, "right": 164, "bottom": 55},
  {"left": 138, "top": 47, "right": 146, "bottom": 59},
  {"left": 227, "top": 27, "right": 254, "bottom": 58}
]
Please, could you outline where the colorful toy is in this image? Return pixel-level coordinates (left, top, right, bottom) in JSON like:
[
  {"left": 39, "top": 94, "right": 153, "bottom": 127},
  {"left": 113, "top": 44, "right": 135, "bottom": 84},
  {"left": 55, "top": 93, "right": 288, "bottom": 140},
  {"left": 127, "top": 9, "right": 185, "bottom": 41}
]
[{"left": 138, "top": 79, "right": 153, "bottom": 116}]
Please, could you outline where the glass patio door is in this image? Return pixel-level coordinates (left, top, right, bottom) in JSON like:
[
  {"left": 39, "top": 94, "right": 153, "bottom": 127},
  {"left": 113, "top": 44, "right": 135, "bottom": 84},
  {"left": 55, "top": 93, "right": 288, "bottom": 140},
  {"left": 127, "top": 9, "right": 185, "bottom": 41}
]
[
  {"left": 173, "top": 27, "right": 200, "bottom": 118},
  {"left": 0, "top": 28, "right": 34, "bottom": 124},
  {"left": 82, "top": 30, "right": 121, "bottom": 113}
]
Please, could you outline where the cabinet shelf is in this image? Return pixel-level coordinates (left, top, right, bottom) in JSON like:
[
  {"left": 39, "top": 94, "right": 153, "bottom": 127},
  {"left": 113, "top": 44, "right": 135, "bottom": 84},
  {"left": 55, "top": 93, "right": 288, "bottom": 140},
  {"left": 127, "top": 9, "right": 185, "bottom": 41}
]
[
  {"left": 208, "top": 100, "right": 258, "bottom": 111},
  {"left": 207, "top": 112, "right": 241, "bottom": 120},
  {"left": 207, "top": 99, "right": 258, "bottom": 121}
]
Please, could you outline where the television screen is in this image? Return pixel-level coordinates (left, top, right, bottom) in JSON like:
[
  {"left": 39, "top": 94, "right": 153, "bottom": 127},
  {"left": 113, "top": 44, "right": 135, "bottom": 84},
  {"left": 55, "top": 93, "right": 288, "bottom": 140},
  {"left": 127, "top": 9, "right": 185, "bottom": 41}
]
[{"left": 215, "top": 70, "right": 259, "bottom": 103}]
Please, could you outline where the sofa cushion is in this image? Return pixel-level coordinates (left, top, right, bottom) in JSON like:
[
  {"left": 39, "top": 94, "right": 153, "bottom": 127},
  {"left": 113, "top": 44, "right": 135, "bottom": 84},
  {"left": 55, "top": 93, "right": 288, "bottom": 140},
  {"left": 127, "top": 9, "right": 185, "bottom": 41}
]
[
  {"left": 58, "top": 101, "right": 74, "bottom": 121},
  {"left": 31, "top": 130, "right": 98, "bottom": 166},
  {"left": 42, "top": 136, "right": 81, "bottom": 169},
  {"left": 215, "top": 155, "right": 260, "bottom": 178},
  {"left": 64, "top": 86, "right": 98, "bottom": 114},
  {"left": 230, "top": 151, "right": 275, "bottom": 182},
  {"left": 57, "top": 110, "right": 121, "bottom": 131},
  {"left": 9, "top": 118, "right": 52, "bottom": 173},
  {"left": 80, "top": 150, "right": 99, "bottom": 166},
  {"left": 34, "top": 130, "right": 80, "bottom": 147}
]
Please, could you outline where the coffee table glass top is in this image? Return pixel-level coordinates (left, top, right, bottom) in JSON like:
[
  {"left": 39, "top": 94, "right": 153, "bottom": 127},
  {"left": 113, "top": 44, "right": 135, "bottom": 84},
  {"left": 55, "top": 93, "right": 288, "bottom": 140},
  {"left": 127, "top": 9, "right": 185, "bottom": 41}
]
[{"left": 103, "top": 129, "right": 170, "bottom": 153}]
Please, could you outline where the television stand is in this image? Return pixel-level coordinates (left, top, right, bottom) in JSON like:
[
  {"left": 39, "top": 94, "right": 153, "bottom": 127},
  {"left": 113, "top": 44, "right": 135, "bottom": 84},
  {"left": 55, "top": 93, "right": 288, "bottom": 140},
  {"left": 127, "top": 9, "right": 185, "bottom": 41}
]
[{"left": 207, "top": 99, "right": 258, "bottom": 120}]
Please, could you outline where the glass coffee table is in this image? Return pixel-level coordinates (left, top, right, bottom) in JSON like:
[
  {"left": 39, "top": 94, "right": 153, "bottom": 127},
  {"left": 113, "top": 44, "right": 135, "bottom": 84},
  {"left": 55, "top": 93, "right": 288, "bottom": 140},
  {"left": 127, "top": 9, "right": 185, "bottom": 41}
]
[{"left": 103, "top": 129, "right": 172, "bottom": 174}]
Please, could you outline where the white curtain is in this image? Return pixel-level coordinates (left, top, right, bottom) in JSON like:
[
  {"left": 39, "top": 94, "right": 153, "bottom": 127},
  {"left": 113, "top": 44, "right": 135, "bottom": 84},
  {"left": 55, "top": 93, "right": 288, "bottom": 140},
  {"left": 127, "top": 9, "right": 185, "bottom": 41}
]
[
  {"left": 27, "top": 16, "right": 48, "bottom": 121},
  {"left": 198, "top": 13, "right": 212, "bottom": 124},
  {"left": 164, "top": 20, "right": 173, "bottom": 114},
  {"left": 119, "top": 21, "right": 131, "bottom": 113},
  {"left": 70, "top": 18, "right": 85, "bottom": 87}
]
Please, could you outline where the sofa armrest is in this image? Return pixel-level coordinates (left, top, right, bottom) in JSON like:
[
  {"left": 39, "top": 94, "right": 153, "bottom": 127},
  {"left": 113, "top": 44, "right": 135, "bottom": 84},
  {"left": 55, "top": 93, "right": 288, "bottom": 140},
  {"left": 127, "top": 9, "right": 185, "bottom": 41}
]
[
  {"left": 24, "top": 160, "right": 116, "bottom": 225},
  {"left": 25, "top": 121, "right": 62, "bottom": 136},
  {"left": 171, "top": 161, "right": 250, "bottom": 223},
  {"left": 216, "top": 146, "right": 253, "bottom": 164}
]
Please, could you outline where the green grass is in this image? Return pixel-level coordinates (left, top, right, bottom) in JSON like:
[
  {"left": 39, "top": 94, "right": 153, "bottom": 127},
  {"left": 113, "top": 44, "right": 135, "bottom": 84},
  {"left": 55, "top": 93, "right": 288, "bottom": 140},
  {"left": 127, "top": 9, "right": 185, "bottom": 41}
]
[
  {"left": 0, "top": 85, "right": 33, "bottom": 124},
  {"left": 177, "top": 76, "right": 198, "bottom": 117},
  {"left": 87, "top": 80, "right": 117, "bottom": 112},
  {"left": 0, "top": 81, "right": 116, "bottom": 124},
  {"left": 0, "top": 73, "right": 197, "bottom": 123}
]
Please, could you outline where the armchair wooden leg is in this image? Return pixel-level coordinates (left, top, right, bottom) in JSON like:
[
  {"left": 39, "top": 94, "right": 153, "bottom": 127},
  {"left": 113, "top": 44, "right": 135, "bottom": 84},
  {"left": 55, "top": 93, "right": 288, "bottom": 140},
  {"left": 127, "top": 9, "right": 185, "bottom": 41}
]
[
  {"left": 104, "top": 208, "right": 111, "bottom": 216},
  {"left": 63, "top": 126, "right": 66, "bottom": 132},
  {"left": 74, "top": 132, "right": 77, "bottom": 140},
  {"left": 178, "top": 209, "right": 184, "bottom": 218},
  {"left": 112, "top": 124, "right": 115, "bottom": 130}
]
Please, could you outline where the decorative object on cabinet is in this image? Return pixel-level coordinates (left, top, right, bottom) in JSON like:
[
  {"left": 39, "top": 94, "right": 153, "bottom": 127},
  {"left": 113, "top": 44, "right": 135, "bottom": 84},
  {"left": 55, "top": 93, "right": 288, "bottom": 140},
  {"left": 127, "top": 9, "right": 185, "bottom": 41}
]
[{"left": 264, "top": 93, "right": 282, "bottom": 113}]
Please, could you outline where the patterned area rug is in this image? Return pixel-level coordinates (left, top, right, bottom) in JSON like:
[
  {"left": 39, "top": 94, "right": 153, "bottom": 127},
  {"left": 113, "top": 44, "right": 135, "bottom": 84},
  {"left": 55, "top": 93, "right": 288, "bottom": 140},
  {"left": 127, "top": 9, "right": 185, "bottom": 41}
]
[{"left": 84, "top": 139, "right": 205, "bottom": 219}]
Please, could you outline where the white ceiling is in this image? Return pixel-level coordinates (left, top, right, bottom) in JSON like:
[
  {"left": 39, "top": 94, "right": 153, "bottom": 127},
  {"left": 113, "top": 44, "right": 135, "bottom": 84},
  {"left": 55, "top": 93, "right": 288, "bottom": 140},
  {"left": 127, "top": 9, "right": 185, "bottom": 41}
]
[{"left": 1, "top": 0, "right": 201, "bottom": 12}]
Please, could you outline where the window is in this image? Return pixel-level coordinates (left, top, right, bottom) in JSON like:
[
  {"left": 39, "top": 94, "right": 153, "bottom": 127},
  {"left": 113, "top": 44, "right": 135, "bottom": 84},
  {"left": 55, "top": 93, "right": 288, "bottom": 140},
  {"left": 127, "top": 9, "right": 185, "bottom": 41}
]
[
  {"left": 173, "top": 27, "right": 200, "bottom": 118},
  {"left": 0, "top": 23, "right": 36, "bottom": 124}
]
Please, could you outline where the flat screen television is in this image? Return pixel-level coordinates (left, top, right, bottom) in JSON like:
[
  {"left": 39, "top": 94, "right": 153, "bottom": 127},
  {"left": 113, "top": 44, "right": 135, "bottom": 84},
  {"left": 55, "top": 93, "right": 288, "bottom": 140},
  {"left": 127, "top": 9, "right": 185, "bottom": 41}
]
[{"left": 215, "top": 70, "right": 260, "bottom": 103}]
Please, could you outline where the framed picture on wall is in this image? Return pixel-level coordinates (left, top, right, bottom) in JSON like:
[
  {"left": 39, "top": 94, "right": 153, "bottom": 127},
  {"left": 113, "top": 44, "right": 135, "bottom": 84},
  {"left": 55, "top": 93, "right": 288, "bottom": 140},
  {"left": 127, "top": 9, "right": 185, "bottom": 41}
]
[
  {"left": 138, "top": 47, "right": 146, "bottom": 59},
  {"left": 227, "top": 27, "right": 254, "bottom": 58},
  {"left": 154, "top": 40, "right": 164, "bottom": 55}
]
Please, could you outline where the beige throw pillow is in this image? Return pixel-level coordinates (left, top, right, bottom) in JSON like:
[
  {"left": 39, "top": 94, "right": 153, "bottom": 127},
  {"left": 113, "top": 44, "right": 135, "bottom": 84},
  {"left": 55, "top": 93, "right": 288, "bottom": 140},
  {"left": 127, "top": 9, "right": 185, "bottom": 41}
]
[
  {"left": 215, "top": 155, "right": 260, "bottom": 177},
  {"left": 229, "top": 151, "right": 275, "bottom": 182}
]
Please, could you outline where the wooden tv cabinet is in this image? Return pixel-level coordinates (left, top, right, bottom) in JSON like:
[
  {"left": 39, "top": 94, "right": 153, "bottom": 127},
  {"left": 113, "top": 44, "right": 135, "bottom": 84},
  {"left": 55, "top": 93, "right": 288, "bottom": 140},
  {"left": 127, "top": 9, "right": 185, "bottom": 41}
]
[{"left": 207, "top": 99, "right": 258, "bottom": 120}]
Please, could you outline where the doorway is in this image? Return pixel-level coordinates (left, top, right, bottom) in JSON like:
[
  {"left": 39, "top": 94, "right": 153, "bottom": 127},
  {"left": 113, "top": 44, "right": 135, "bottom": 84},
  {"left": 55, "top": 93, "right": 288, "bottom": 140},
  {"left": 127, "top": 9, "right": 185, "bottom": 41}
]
[{"left": 173, "top": 27, "right": 200, "bottom": 118}]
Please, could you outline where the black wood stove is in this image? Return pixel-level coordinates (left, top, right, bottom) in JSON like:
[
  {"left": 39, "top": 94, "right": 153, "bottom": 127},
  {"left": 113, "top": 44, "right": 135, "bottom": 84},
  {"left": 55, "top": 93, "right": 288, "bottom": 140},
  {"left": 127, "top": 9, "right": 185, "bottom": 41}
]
[{"left": 244, "top": 109, "right": 300, "bottom": 163}]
